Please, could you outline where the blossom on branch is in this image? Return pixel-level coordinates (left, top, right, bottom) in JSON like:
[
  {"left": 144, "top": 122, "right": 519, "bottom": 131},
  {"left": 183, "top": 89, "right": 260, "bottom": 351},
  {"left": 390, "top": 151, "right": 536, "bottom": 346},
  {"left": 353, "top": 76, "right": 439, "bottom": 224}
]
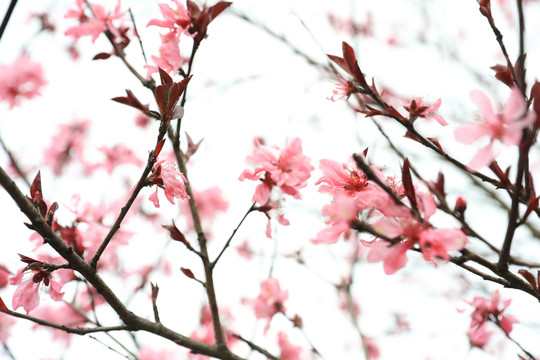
[
  {"left": 239, "top": 137, "right": 314, "bottom": 205},
  {"left": 464, "top": 290, "right": 518, "bottom": 348},
  {"left": 404, "top": 97, "right": 447, "bottom": 126},
  {"left": 277, "top": 332, "right": 303, "bottom": 360},
  {"left": 455, "top": 87, "right": 535, "bottom": 169},
  {"left": 0, "top": 54, "right": 47, "bottom": 109},
  {"left": 327, "top": 76, "right": 357, "bottom": 101},
  {"left": 147, "top": 160, "right": 190, "bottom": 207},
  {"left": 9, "top": 265, "right": 64, "bottom": 314},
  {"left": 244, "top": 278, "right": 288, "bottom": 333}
]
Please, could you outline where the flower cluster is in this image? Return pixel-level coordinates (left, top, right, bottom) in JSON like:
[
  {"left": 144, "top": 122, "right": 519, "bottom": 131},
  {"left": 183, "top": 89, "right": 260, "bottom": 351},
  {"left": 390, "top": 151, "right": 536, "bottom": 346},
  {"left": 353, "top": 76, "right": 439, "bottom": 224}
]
[
  {"left": 464, "top": 290, "right": 518, "bottom": 348},
  {"left": 244, "top": 277, "right": 289, "bottom": 333},
  {"left": 0, "top": 54, "right": 47, "bottom": 109}
]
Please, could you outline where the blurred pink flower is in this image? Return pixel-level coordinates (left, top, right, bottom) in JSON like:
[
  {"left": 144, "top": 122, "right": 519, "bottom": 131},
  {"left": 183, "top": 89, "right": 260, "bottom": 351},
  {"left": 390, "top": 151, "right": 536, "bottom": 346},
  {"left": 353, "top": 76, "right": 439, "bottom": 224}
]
[
  {"left": 0, "top": 265, "right": 9, "bottom": 289},
  {"left": 188, "top": 305, "right": 237, "bottom": 359},
  {"left": 239, "top": 137, "right": 313, "bottom": 205},
  {"left": 455, "top": 87, "right": 535, "bottom": 169},
  {"left": 0, "top": 312, "right": 16, "bottom": 344},
  {"left": 312, "top": 193, "right": 359, "bottom": 244},
  {"left": 145, "top": 31, "right": 183, "bottom": 78},
  {"left": 139, "top": 348, "right": 178, "bottom": 360},
  {"left": 0, "top": 54, "right": 47, "bottom": 108},
  {"left": 85, "top": 143, "right": 143, "bottom": 173},
  {"left": 147, "top": 0, "right": 191, "bottom": 32},
  {"left": 43, "top": 119, "right": 90, "bottom": 175},
  {"left": 64, "top": 0, "right": 126, "bottom": 43},
  {"left": 248, "top": 278, "right": 288, "bottom": 332},
  {"left": 465, "top": 290, "right": 518, "bottom": 348},
  {"left": 29, "top": 304, "right": 86, "bottom": 345},
  {"left": 147, "top": 160, "right": 190, "bottom": 207},
  {"left": 179, "top": 187, "right": 228, "bottom": 239},
  {"left": 277, "top": 332, "right": 303, "bottom": 360}
]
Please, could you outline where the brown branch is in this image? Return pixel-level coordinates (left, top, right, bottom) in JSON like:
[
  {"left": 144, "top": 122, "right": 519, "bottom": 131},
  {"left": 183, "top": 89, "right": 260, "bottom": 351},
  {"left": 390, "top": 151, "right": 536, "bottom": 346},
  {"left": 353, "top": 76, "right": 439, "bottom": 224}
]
[{"left": 233, "top": 334, "right": 282, "bottom": 360}]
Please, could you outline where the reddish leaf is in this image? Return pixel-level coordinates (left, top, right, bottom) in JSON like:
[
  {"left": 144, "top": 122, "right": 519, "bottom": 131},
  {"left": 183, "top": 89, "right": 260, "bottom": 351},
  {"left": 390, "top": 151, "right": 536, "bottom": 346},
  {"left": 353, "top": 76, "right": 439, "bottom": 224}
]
[
  {"left": 522, "top": 176, "right": 539, "bottom": 223},
  {"left": 531, "top": 81, "right": 540, "bottom": 129},
  {"left": 454, "top": 196, "right": 467, "bottom": 217},
  {"left": 158, "top": 67, "right": 173, "bottom": 85},
  {"left": 434, "top": 172, "right": 446, "bottom": 199},
  {"left": 151, "top": 282, "right": 159, "bottom": 302},
  {"left": 0, "top": 297, "right": 7, "bottom": 310},
  {"left": 155, "top": 139, "right": 166, "bottom": 158},
  {"left": 93, "top": 52, "right": 112, "bottom": 60},
  {"left": 186, "top": 0, "right": 201, "bottom": 18},
  {"left": 112, "top": 90, "right": 154, "bottom": 118},
  {"left": 18, "top": 253, "right": 42, "bottom": 266},
  {"left": 162, "top": 221, "right": 193, "bottom": 250},
  {"left": 185, "top": 132, "right": 203, "bottom": 159},
  {"left": 489, "top": 161, "right": 512, "bottom": 188},
  {"left": 210, "top": 2, "right": 232, "bottom": 21},
  {"left": 518, "top": 269, "right": 538, "bottom": 291},
  {"left": 30, "top": 171, "right": 42, "bottom": 200},
  {"left": 181, "top": 267, "right": 195, "bottom": 279},
  {"left": 401, "top": 158, "right": 417, "bottom": 209},
  {"left": 404, "top": 130, "right": 421, "bottom": 143},
  {"left": 490, "top": 64, "right": 513, "bottom": 88}
]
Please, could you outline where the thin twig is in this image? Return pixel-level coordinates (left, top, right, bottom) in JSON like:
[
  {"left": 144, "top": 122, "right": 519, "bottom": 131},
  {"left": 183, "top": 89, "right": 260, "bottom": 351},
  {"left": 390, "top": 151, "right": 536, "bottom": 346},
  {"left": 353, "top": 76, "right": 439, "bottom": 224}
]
[{"left": 0, "top": 0, "right": 18, "bottom": 44}]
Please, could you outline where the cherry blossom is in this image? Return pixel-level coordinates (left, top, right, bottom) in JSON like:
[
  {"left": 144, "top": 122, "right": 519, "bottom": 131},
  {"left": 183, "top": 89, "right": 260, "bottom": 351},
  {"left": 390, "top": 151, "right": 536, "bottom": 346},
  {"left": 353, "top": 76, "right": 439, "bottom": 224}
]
[
  {"left": 239, "top": 137, "right": 314, "bottom": 205},
  {"left": 327, "top": 76, "right": 357, "bottom": 101},
  {"left": 9, "top": 267, "right": 64, "bottom": 314},
  {"left": 147, "top": 160, "right": 190, "bottom": 207},
  {"left": 277, "top": 332, "right": 303, "bottom": 360},
  {"left": 0, "top": 312, "right": 16, "bottom": 344},
  {"left": 0, "top": 54, "right": 47, "bottom": 108},
  {"left": 145, "top": 31, "right": 183, "bottom": 78},
  {"left": 146, "top": 0, "right": 191, "bottom": 33},
  {"left": 455, "top": 87, "right": 535, "bottom": 169},
  {"left": 188, "top": 305, "right": 237, "bottom": 359},
  {"left": 85, "top": 143, "right": 143, "bottom": 174},
  {"left": 404, "top": 97, "right": 447, "bottom": 126},
  {"left": 29, "top": 304, "right": 86, "bottom": 345},
  {"left": 465, "top": 290, "right": 518, "bottom": 348},
  {"left": 311, "top": 193, "right": 359, "bottom": 244},
  {"left": 244, "top": 278, "right": 288, "bottom": 333},
  {"left": 179, "top": 187, "right": 228, "bottom": 238},
  {"left": 43, "top": 119, "right": 90, "bottom": 175},
  {"left": 64, "top": 0, "right": 127, "bottom": 44}
]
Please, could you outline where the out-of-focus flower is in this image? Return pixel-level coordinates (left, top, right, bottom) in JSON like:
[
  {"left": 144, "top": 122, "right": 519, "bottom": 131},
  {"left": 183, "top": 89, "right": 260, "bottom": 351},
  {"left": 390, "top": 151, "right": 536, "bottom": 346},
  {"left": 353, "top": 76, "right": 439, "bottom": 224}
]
[
  {"left": 244, "top": 278, "right": 288, "bottom": 333},
  {"left": 188, "top": 305, "right": 237, "bottom": 359},
  {"left": 85, "top": 143, "right": 143, "bottom": 174},
  {"left": 455, "top": 87, "right": 535, "bottom": 169},
  {"left": 43, "top": 119, "right": 90, "bottom": 175},
  {"left": 464, "top": 290, "right": 518, "bottom": 348},
  {"left": 277, "top": 332, "right": 303, "bottom": 360},
  {"left": 0, "top": 54, "right": 47, "bottom": 108}
]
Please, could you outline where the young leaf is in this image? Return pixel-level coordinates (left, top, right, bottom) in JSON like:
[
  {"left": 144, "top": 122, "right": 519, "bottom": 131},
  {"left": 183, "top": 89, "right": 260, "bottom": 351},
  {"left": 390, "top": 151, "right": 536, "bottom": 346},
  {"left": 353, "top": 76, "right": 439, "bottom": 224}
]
[
  {"left": 401, "top": 158, "right": 417, "bottom": 209},
  {"left": 181, "top": 267, "right": 195, "bottom": 279}
]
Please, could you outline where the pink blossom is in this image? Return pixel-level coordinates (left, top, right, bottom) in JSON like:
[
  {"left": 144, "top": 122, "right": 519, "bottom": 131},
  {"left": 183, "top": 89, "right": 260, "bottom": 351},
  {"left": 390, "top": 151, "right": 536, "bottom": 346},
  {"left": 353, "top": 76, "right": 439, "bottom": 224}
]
[
  {"left": 328, "top": 76, "right": 357, "bottom": 101},
  {"left": 9, "top": 267, "right": 64, "bottom": 314},
  {"left": 239, "top": 137, "right": 314, "bottom": 205},
  {"left": 0, "top": 312, "right": 16, "bottom": 344},
  {"left": 247, "top": 278, "right": 288, "bottom": 330},
  {"left": 455, "top": 87, "right": 535, "bottom": 169},
  {"left": 85, "top": 143, "right": 143, "bottom": 173},
  {"left": 364, "top": 238, "right": 415, "bottom": 275},
  {"left": 465, "top": 290, "right": 518, "bottom": 348},
  {"left": 147, "top": 160, "right": 190, "bottom": 207},
  {"left": 147, "top": 0, "right": 191, "bottom": 32},
  {"left": 64, "top": 0, "right": 127, "bottom": 43},
  {"left": 145, "top": 31, "right": 183, "bottom": 78},
  {"left": 277, "top": 332, "right": 303, "bottom": 360},
  {"left": 404, "top": 97, "right": 447, "bottom": 126},
  {"left": 316, "top": 158, "right": 370, "bottom": 197},
  {"left": 0, "top": 54, "right": 47, "bottom": 108},
  {"left": 43, "top": 119, "right": 90, "bottom": 175},
  {"left": 312, "top": 193, "right": 359, "bottom": 244}
]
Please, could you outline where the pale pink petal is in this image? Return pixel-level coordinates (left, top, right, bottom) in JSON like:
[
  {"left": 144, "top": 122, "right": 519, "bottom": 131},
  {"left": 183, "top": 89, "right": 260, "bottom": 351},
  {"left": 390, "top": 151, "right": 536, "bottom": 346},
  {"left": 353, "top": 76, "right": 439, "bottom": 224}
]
[
  {"left": 454, "top": 124, "right": 487, "bottom": 144},
  {"left": 470, "top": 90, "right": 496, "bottom": 121},
  {"left": 468, "top": 143, "right": 495, "bottom": 170}
]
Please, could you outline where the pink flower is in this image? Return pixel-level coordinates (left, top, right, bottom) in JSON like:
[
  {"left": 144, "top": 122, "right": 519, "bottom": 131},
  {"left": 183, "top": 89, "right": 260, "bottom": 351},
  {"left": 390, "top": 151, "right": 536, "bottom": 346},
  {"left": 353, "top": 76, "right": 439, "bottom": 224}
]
[
  {"left": 239, "top": 137, "right": 314, "bottom": 205},
  {"left": 145, "top": 31, "right": 183, "bottom": 78},
  {"left": 147, "top": 0, "right": 191, "bottom": 32},
  {"left": 43, "top": 119, "right": 90, "bottom": 175},
  {"left": 0, "top": 312, "right": 16, "bottom": 344},
  {"left": 465, "top": 290, "right": 518, "bottom": 348},
  {"left": 64, "top": 0, "right": 127, "bottom": 43},
  {"left": 0, "top": 265, "right": 9, "bottom": 289},
  {"left": 9, "top": 267, "right": 64, "bottom": 314},
  {"left": 312, "top": 193, "right": 359, "bottom": 244},
  {"left": 85, "top": 143, "right": 143, "bottom": 174},
  {"left": 0, "top": 54, "right": 47, "bottom": 108},
  {"left": 404, "top": 97, "right": 447, "bottom": 126},
  {"left": 277, "top": 332, "right": 303, "bottom": 360},
  {"left": 327, "top": 76, "right": 357, "bottom": 101},
  {"left": 147, "top": 160, "right": 190, "bottom": 207},
  {"left": 316, "top": 158, "right": 370, "bottom": 197},
  {"left": 29, "top": 304, "right": 86, "bottom": 345},
  {"left": 455, "top": 87, "right": 535, "bottom": 169},
  {"left": 245, "top": 278, "right": 288, "bottom": 333}
]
